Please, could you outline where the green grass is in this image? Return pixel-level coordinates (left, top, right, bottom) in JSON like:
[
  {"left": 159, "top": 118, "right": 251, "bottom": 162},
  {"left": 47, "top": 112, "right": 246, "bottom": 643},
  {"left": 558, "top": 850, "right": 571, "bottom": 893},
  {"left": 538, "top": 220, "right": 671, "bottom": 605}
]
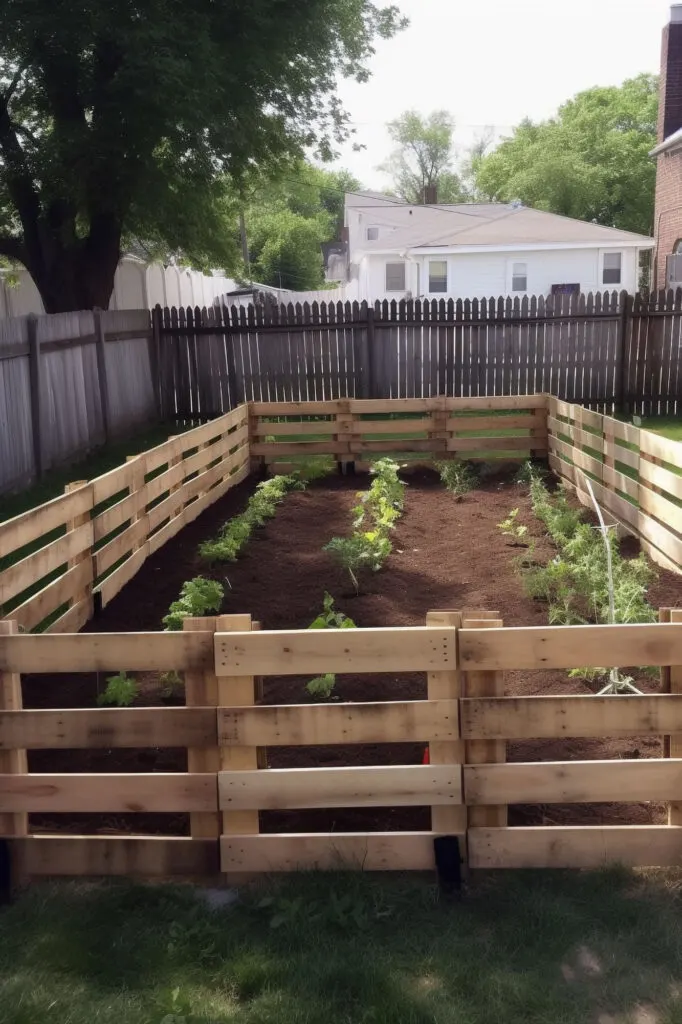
[
  {"left": 4, "top": 869, "right": 682, "bottom": 1023},
  {"left": 0, "top": 421, "right": 195, "bottom": 526},
  {"left": 640, "top": 416, "right": 682, "bottom": 442}
]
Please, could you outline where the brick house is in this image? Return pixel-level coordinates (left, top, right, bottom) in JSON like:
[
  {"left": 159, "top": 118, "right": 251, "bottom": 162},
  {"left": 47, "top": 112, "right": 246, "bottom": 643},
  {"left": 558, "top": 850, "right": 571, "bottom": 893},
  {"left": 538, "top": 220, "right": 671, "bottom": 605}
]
[{"left": 653, "top": 5, "right": 682, "bottom": 289}]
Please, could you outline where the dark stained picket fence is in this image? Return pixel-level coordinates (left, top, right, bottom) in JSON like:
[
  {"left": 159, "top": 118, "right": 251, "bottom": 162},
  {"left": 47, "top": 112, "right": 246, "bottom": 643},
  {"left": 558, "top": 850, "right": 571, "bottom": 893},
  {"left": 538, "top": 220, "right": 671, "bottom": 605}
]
[{"left": 157, "top": 289, "right": 682, "bottom": 420}]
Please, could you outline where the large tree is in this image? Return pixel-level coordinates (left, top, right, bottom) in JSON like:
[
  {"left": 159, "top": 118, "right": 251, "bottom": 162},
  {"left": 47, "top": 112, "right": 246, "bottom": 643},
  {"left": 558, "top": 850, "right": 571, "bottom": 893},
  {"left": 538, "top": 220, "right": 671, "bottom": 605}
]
[
  {"left": 473, "top": 74, "right": 658, "bottom": 235},
  {"left": 245, "top": 162, "right": 361, "bottom": 290},
  {"left": 0, "top": 1, "right": 404, "bottom": 312},
  {"left": 379, "top": 110, "right": 465, "bottom": 204}
]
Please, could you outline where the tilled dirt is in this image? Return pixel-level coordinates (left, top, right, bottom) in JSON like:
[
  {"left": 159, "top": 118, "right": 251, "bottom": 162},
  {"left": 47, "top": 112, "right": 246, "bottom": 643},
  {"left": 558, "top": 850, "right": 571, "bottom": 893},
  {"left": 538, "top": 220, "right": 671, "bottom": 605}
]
[{"left": 23, "top": 466, "right": 682, "bottom": 835}]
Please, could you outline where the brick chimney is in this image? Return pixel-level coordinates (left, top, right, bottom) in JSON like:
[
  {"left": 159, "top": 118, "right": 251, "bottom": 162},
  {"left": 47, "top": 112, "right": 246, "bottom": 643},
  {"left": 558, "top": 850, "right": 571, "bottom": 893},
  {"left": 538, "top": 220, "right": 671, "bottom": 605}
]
[{"left": 659, "top": 5, "right": 682, "bottom": 143}]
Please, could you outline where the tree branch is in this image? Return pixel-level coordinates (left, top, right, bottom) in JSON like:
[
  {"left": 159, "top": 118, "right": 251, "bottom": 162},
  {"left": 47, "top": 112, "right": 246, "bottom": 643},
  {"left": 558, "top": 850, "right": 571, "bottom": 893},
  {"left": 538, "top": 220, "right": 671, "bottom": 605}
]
[{"left": 2, "top": 63, "right": 27, "bottom": 107}]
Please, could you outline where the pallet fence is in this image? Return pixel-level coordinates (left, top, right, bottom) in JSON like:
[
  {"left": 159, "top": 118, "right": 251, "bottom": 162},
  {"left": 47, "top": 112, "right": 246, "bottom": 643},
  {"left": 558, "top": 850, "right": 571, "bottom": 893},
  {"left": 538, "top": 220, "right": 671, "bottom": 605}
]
[{"left": 3, "top": 616, "right": 682, "bottom": 881}]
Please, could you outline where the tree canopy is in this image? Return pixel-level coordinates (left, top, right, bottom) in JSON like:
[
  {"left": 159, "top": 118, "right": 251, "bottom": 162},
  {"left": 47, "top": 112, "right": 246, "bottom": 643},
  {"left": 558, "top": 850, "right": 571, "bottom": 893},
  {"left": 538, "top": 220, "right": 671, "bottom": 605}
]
[
  {"left": 473, "top": 74, "right": 658, "bottom": 235},
  {"left": 0, "top": 0, "right": 405, "bottom": 311},
  {"left": 379, "top": 110, "right": 466, "bottom": 204}
]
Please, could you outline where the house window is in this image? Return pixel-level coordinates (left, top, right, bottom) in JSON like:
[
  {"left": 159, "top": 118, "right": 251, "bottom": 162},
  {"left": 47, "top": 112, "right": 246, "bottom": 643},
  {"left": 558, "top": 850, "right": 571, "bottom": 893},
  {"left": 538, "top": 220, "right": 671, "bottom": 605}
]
[
  {"left": 511, "top": 262, "right": 528, "bottom": 292},
  {"left": 429, "top": 260, "right": 448, "bottom": 293},
  {"left": 385, "top": 262, "right": 406, "bottom": 292},
  {"left": 603, "top": 252, "right": 622, "bottom": 285},
  {"left": 366, "top": 226, "right": 379, "bottom": 241}
]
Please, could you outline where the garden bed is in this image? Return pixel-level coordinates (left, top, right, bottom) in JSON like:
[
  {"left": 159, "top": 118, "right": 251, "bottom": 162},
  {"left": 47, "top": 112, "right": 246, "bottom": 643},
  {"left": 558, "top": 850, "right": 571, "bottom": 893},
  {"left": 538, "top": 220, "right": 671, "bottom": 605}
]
[{"left": 21, "top": 464, "right": 682, "bottom": 837}]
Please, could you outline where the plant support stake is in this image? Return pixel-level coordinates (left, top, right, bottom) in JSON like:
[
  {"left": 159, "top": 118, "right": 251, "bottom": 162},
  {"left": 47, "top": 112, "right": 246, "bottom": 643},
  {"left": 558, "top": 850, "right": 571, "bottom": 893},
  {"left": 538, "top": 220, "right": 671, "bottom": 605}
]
[{"left": 581, "top": 472, "right": 642, "bottom": 696}]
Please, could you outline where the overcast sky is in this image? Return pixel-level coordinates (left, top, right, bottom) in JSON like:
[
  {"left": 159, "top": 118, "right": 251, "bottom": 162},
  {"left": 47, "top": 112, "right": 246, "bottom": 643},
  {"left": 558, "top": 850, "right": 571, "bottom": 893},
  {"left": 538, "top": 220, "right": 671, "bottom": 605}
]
[{"left": 331, "top": 0, "right": 672, "bottom": 189}]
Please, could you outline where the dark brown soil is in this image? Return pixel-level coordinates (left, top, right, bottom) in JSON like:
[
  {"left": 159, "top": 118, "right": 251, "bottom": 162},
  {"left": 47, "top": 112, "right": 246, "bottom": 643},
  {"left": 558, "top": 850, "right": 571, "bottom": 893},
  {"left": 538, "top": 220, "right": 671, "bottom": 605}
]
[{"left": 23, "top": 465, "right": 682, "bottom": 837}]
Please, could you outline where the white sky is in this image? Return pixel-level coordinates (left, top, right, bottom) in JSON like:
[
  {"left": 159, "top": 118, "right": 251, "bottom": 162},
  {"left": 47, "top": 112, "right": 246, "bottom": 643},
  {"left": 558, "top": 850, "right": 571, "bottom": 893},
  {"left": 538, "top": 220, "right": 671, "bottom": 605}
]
[{"left": 331, "top": 0, "right": 672, "bottom": 189}]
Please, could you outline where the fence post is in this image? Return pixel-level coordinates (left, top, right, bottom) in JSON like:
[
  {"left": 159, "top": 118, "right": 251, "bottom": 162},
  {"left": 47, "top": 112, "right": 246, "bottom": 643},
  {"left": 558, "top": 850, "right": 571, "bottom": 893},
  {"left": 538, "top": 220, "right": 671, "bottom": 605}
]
[
  {"left": 661, "top": 607, "right": 682, "bottom": 826},
  {"left": 215, "top": 613, "right": 258, "bottom": 883},
  {"left": 0, "top": 620, "right": 28, "bottom": 889},
  {"left": 462, "top": 614, "right": 506, "bottom": 828},
  {"left": 93, "top": 308, "right": 111, "bottom": 444},
  {"left": 183, "top": 615, "right": 222, "bottom": 842},
  {"left": 616, "top": 291, "right": 632, "bottom": 416},
  {"left": 64, "top": 481, "right": 95, "bottom": 626},
  {"left": 150, "top": 305, "right": 164, "bottom": 420},
  {"left": 426, "top": 610, "right": 466, "bottom": 863},
  {"left": 26, "top": 313, "right": 44, "bottom": 480},
  {"left": 354, "top": 302, "right": 372, "bottom": 399}
]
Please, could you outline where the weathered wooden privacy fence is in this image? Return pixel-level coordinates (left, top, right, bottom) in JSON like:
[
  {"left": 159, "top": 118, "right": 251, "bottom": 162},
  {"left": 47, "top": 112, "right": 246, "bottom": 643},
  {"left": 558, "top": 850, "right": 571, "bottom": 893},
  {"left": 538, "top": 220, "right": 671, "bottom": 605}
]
[
  {"left": 3, "top": 614, "right": 682, "bottom": 881},
  {"left": 3, "top": 289, "right": 682, "bottom": 493},
  {"left": 157, "top": 289, "right": 682, "bottom": 420}
]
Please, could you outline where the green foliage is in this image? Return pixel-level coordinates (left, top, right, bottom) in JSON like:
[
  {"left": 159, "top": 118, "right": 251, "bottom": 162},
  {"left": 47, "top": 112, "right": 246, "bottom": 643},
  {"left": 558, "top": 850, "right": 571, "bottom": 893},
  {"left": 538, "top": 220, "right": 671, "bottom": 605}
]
[
  {"left": 162, "top": 577, "right": 224, "bottom": 631},
  {"left": 437, "top": 459, "right": 477, "bottom": 496},
  {"left": 498, "top": 508, "right": 529, "bottom": 546},
  {"left": 305, "top": 593, "right": 356, "bottom": 699},
  {"left": 97, "top": 671, "right": 138, "bottom": 707},
  {"left": 514, "top": 460, "right": 547, "bottom": 486},
  {"left": 474, "top": 74, "right": 658, "bottom": 235},
  {"left": 325, "top": 458, "right": 404, "bottom": 591},
  {"left": 521, "top": 478, "right": 656, "bottom": 656},
  {"left": 0, "top": 2, "right": 404, "bottom": 310},
  {"left": 378, "top": 110, "right": 465, "bottom": 204},
  {"left": 295, "top": 456, "right": 336, "bottom": 483},
  {"left": 308, "top": 591, "right": 356, "bottom": 630},
  {"left": 160, "top": 671, "right": 184, "bottom": 698},
  {"left": 199, "top": 473, "right": 304, "bottom": 563},
  {"left": 306, "top": 673, "right": 337, "bottom": 700}
]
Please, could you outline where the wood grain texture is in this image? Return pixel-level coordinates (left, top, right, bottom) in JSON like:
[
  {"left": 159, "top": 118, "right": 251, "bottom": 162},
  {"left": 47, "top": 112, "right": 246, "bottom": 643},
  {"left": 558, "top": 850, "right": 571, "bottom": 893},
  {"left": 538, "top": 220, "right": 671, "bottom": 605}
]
[
  {"left": 221, "top": 831, "right": 441, "bottom": 872},
  {"left": 219, "top": 699, "right": 459, "bottom": 747},
  {"left": 0, "top": 773, "right": 217, "bottom": 813},
  {"left": 0, "top": 706, "right": 216, "bottom": 749},
  {"left": 0, "top": 631, "right": 214, "bottom": 673},
  {"left": 219, "top": 764, "right": 460, "bottom": 810},
  {"left": 462, "top": 616, "right": 506, "bottom": 828},
  {"left": 469, "top": 826, "right": 682, "bottom": 869},
  {"left": 15, "top": 835, "right": 218, "bottom": 876},
  {"left": 215, "top": 627, "right": 456, "bottom": 677},
  {"left": 0, "top": 621, "right": 27, "bottom": 843}
]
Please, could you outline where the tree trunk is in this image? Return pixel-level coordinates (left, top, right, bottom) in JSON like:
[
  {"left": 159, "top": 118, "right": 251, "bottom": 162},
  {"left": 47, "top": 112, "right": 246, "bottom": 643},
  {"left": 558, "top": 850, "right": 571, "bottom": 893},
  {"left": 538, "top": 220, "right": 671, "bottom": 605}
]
[{"left": 27, "top": 231, "right": 122, "bottom": 313}]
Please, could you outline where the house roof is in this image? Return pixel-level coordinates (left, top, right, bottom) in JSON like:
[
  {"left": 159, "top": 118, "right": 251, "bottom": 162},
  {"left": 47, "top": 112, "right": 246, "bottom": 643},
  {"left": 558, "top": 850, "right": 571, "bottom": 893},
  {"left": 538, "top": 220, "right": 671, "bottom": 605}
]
[
  {"left": 347, "top": 193, "right": 653, "bottom": 252},
  {"left": 650, "top": 127, "right": 682, "bottom": 157}
]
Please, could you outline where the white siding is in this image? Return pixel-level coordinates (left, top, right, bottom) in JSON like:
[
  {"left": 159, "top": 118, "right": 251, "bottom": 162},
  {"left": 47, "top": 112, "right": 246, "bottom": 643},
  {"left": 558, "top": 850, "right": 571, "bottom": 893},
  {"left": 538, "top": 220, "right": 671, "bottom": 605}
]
[{"left": 359, "top": 247, "right": 641, "bottom": 303}]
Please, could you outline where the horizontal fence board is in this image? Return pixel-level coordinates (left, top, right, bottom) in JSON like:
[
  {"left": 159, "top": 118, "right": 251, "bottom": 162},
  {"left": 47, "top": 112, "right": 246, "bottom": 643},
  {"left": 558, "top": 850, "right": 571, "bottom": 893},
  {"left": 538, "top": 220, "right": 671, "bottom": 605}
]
[
  {"left": 461, "top": 694, "right": 682, "bottom": 740},
  {"left": 45, "top": 597, "right": 91, "bottom": 635},
  {"left": 9, "top": 561, "right": 92, "bottom": 632},
  {"left": 14, "top": 835, "right": 218, "bottom": 876},
  {"left": 0, "top": 631, "right": 214, "bottom": 673},
  {"left": 215, "top": 627, "right": 456, "bottom": 676},
  {"left": 639, "top": 458, "right": 682, "bottom": 501},
  {"left": 219, "top": 764, "right": 461, "bottom": 810},
  {"left": 0, "top": 522, "right": 93, "bottom": 607},
  {"left": 0, "top": 485, "right": 92, "bottom": 556},
  {"left": 464, "top": 759, "right": 682, "bottom": 805},
  {"left": 447, "top": 413, "right": 539, "bottom": 432},
  {"left": 447, "top": 435, "right": 543, "bottom": 453},
  {"left": 469, "top": 826, "right": 682, "bottom": 869},
  {"left": 96, "top": 545, "right": 147, "bottom": 607},
  {"left": 250, "top": 441, "right": 349, "bottom": 456},
  {"left": 219, "top": 698, "right": 459, "bottom": 746},
  {"left": 459, "top": 623, "right": 682, "bottom": 670},
  {"left": 0, "top": 707, "right": 217, "bottom": 749},
  {"left": 221, "top": 831, "right": 441, "bottom": 872},
  {"left": 0, "top": 773, "right": 217, "bottom": 813}
]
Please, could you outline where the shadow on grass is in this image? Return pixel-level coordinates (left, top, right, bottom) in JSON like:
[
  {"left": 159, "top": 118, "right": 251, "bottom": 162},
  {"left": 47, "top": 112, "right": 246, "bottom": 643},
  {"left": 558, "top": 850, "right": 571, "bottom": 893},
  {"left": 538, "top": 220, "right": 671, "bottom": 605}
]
[{"left": 2, "top": 868, "right": 682, "bottom": 1023}]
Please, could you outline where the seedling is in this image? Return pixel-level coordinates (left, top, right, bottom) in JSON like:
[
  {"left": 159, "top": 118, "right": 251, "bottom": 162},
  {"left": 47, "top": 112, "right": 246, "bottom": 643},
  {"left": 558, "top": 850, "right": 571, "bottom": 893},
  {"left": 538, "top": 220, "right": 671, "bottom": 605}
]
[
  {"left": 305, "top": 593, "right": 356, "bottom": 699},
  {"left": 199, "top": 473, "right": 306, "bottom": 563},
  {"left": 436, "top": 459, "right": 477, "bottom": 497},
  {"left": 498, "top": 508, "right": 529, "bottom": 546},
  {"left": 160, "top": 670, "right": 183, "bottom": 698},
  {"left": 163, "top": 576, "right": 224, "bottom": 630},
  {"left": 324, "top": 532, "right": 392, "bottom": 593},
  {"left": 97, "top": 671, "right": 137, "bottom": 707},
  {"left": 306, "top": 673, "right": 337, "bottom": 700}
]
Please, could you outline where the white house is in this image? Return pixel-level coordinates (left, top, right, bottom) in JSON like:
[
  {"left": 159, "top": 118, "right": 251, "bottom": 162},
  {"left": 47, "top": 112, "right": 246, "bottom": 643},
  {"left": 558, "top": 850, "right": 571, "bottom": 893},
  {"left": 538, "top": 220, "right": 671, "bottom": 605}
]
[{"left": 334, "top": 192, "right": 654, "bottom": 302}]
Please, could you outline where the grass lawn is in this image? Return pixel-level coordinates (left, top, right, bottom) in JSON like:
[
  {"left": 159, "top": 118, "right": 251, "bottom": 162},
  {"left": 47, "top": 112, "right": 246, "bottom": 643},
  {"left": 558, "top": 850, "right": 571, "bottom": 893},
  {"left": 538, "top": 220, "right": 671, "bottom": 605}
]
[
  {"left": 640, "top": 417, "right": 682, "bottom": 443},
  {"left": 0, "top": 421, "right": 193, "bottom": 526},
  {"left": 3, "top": 869, "right": 682, "bottom": 1023}
]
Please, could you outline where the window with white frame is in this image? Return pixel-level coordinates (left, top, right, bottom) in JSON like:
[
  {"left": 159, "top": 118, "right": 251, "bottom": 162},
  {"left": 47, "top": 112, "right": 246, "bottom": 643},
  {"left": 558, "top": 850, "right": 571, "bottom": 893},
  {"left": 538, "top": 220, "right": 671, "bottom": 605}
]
[
  {"left": 511, "top": 261, "right": 528, "bottom": 292},
  {"left": 385, "top": 261, "right": 406, "bottom": 292},
  {"left": 429, "top": 260, "right": 448, "bottom": 292},
  {"left": 366, "top": 226, "right": 379, "bottom": 241},
  {"left": 603, "top": 252, "right": 622, "bottom": 285}
]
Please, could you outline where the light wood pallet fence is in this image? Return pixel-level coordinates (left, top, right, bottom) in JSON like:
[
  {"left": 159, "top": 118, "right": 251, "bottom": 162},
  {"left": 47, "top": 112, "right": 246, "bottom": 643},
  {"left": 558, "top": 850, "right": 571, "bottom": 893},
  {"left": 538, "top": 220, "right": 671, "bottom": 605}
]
[
  {"left": 0, "top": 404, "right": 250, "bottom": 633},
  {"left": 250, "top": 394, "right": 549, "bottom": 471},
  {"left": 3, "top": 617, "right": 682, "bottom": 877},
  {"left": 547, "top": 396, "right": 682, "bottom": 575}
]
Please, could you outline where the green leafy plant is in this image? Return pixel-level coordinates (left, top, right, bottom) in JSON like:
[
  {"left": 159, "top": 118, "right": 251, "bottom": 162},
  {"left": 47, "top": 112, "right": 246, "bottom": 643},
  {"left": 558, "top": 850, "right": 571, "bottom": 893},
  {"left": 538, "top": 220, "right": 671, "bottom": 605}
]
[
  {"left": 163, "top": 577, "right": 224, "bottom": 630},
  {"left": 97, "top": 671, "right": 138, "bottom": 707},
  {"left": 436, "top": 459, "right": 477, "bottom": 497},
  {"left": 305, "top": 593, "right": 356, "bottom": 699},
  {"left": 324, "top": 532, "right": 392, "bottom": 593},
  {"left": 160, "top": 671, "right": 184, "bottom": 698},
  {"left": 514, "top": 460, "right": 547, "bottom": 485},
  {"left": 296, "top": 456, "right": 336, "bottom": 482},
  {"left": 498, "top": 508, "right": 529, "bottom": 546},
  {"left": 199, "top": 473, "right": 305, "bottom": 563},
  {"left": 306, "top": 673, "right": 337, "bottom": 700}
]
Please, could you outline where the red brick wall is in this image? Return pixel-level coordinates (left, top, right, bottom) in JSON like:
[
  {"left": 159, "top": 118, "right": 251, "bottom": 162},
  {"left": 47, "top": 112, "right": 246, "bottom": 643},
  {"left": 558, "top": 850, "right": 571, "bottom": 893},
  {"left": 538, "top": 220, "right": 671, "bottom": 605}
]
[{"left": 655, "top": 19, "right": 682, "bottom": 287}]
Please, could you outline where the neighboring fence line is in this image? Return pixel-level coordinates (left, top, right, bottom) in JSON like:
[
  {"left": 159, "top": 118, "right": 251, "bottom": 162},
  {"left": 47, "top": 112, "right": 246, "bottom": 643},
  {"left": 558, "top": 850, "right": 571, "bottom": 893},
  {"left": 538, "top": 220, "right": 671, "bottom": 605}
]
[
  {"left": 0, "top": 309, "right": 159, "bottom": 493},
  {"left": 157, "top": 289, "right": 682, "bottom": 420},
  {"left": 4, "top": 615, "right": 682, "bottom": 881}
]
